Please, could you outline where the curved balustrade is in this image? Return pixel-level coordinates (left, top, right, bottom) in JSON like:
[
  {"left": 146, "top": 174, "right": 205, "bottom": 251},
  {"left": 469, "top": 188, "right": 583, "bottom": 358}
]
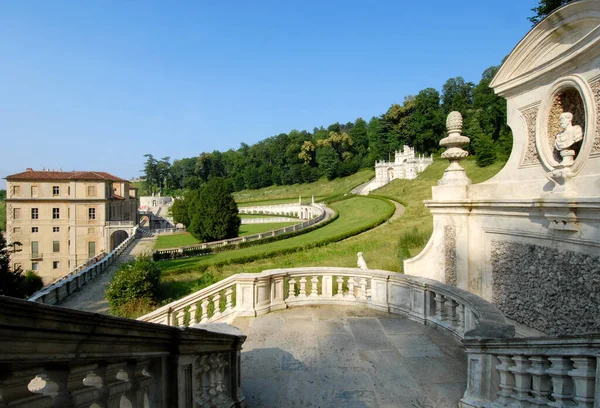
[
  {"left": 28, "top": 227, "right": 139, "bottom": 305},
  {"left": 138, "top": 267, "right": 513, "bottom": 343},
  {"left": 0, "top": 296, "right": 246, "bottom": 408},
  {"left": 153, "top": 205, "right": 329, "bottom": 259},
  {"left": 239, "top": 202, "right": 325, "bottom": 221}
]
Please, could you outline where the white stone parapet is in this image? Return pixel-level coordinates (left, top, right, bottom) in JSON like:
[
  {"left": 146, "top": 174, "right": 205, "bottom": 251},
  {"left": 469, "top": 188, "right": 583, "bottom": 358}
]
[
  {"left": 0, "top": 295, "right": 246, "bottom": 408},
  {"left": 138, "top": 267, "right": 513, "bottom": 343},
  {"left": 27, "top": 227, "right": 138, "bottom": 305},
  {"left": 238, "top": 202, "right": 324, "bottom": 220},
  {"left": 154, "top": 203, "right": 330, "bottom": 257}
]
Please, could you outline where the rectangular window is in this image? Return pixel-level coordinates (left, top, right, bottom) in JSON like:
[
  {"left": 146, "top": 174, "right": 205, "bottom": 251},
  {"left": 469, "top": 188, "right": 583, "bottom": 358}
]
[
  {"left": 68, "top": 186, "right": 71, "bottom": 195},
  {"left": 88, "top": 241, "right": 96, "bottom": 258},
  {"left": 52, "top": 208, "right": 60, "bottom": 219},
  {"left": 13, "top": 227, "right": 21, "bottom": 234},
  {"left": 87, "top": 185, "right": 97, "bottom": 196},
  {"left": 53, "top": 241, "right": 60, "bottom": 253},
  {"left": 89, "top": 208, "right": 96, "bottom": 220},
  {"left": 12, "top": 185, "right": 20, "bottom": 196},
  {"left": 53, "top": 227, "right": 60, "bottom": 232},
  {"left": 31, "top": 241, "right": 39, "bottom": 257},
  {"left": 31, "top": 227, "right": 38, "bottom": 233},
  {"left": 53, "top": 186, "right": 59, "bottom": 196},
  {"left": 31, "top": 186, "right": 38, "bottom": 197},
  {"left": 31, "top": 208, "right": 39, "bottom": 219},
  {"left": 13, "top": 208, "right": 21, "bottom": 219},
  {"left": 32, "top": 262, "right": 39, "bottom": 271},
  {"left": 53, "top": 261, "right": 60, "bottom": 269}
]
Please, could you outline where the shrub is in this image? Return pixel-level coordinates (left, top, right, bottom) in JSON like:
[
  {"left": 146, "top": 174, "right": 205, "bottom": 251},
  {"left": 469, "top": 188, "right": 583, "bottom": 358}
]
[{"left": 106, "top": 255, "right": 161, "bottom": 315}]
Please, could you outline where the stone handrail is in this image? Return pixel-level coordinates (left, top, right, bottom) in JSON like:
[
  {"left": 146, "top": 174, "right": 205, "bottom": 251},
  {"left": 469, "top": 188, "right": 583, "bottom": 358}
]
[
  {"left": 28, "top": 227, "right": 139, "bottom": 305},
  {"left": 138, "top": 267, "right": 514, "bottom": 343},
  {"left": 153, "top": 206, "right": 329, "bottom": 258},
  {"left": 241, "top": 216, "right": 298, "bottom": 224},
  {"left": 0, "top": 296, "right": 246, "bottom": 408},
  {"left": 460, "top": 334, "right": 600, "bottom": 407}
]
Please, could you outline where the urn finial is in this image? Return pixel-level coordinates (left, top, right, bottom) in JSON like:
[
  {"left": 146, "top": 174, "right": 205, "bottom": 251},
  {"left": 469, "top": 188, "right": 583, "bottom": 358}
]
[{"left": 439, "top": 111, "right": 471, "bottom": 186}]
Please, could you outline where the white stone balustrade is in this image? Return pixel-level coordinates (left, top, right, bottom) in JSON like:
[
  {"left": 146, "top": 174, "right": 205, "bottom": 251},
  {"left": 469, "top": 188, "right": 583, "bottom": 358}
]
[
  {"left": 27, "top": 227, "right": 139, "bottom": 305},
  {"left": 460, "top": 336, "right": 600, "bottom": 407},
  {"left": 0, "top": 296, "right": 246, "bottom": 408},
  {"left": 238, "top": 202, "right": 324, "bottom": 221},
  {"left": 138, "top": 267, "right": 512, "bottom": 346},
  {"left": 153, "top": 204, "right": 330, "bottom": 258}
]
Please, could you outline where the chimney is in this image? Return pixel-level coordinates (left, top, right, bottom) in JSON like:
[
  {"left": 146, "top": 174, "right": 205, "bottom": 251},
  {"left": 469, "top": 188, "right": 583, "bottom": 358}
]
[{"left": 26, "top": 168, "right": 33, "bottom": 172}]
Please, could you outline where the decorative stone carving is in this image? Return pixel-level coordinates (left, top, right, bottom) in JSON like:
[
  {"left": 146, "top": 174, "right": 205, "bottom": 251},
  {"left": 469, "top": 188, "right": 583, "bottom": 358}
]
[
  {"left": 491, "top": 241, "right": 600, "bottom": 335},
  {"left": 547, "top": 88, "right": 585, "bottom": 162},
  {"left": 590, "top": 78, "right": 600, "bottom": 154},
  {"left": 444, "top": 226, "right": 457, "bottom": 287},
  {"left": 520, "top": 105, "right": 540, "bottom": 166},
  {"left": 28, "top": 374, "right": 59, "bottom": 396},
  {"left": 438, "top": 111, "right": 471, "bottom": 186},
  {"left": 357, "top": 252, "right": 368, "bottom": 270}
]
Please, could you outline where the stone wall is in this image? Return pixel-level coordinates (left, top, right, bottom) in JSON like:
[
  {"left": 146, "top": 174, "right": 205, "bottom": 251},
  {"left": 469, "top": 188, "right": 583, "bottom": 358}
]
[{"left": 491, "top": 240, "right": 600, "bottom": 335}]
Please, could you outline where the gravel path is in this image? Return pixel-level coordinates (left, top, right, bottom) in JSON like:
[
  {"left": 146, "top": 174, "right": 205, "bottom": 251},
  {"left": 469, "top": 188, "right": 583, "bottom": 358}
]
[{"left": 59, "top": 236, "right": 157, "bottom": 314}]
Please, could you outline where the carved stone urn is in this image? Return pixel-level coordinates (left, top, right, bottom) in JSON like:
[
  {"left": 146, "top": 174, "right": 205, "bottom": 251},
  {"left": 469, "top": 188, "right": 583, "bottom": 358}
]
[{"left": 439, "top": 111, "right": 471, "bottom": 186}]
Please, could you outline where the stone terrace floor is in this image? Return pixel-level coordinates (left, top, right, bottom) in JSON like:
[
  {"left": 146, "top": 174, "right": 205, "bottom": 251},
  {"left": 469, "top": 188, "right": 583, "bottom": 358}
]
[{"left": 232, "top": 305, "right": 467, "bottom": 408}]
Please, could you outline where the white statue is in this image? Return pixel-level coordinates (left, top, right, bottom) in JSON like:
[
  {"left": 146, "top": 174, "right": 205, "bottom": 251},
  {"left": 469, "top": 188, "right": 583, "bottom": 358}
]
[
  {"left": 555, "top": 112, "right": 583, "bottom": 152},
  {"left": 357, "top": 252, "right": 368, "bottom": 270}
]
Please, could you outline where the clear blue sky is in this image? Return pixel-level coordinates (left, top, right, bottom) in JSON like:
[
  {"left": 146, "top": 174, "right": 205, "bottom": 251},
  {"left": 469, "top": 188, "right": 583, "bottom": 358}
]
[{"left": 0, "top": 0, "right": 537, "bottom": 187}]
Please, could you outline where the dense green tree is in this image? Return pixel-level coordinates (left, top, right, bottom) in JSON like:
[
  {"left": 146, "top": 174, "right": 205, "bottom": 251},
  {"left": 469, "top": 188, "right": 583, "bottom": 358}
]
[
  {"left": 441, "top": 77, "right": 473, "bottom": 115},
  {"left": 529, "top": 0, "right": 573, "bottom": 25},
  {"left": 170, "top": 197, "right": 190, "bottom": 226},
  {"left": 0, "top": 234, "right": 43, "bottom": 298},
  {"left": 316, "top": 145, "right": 340, "bottom": 180},
  {"left": 406, "top": 88, "right": 445, "bottom": 153},
  {"left": 187, "top": 178, "right": 240, "bottom": 242}
]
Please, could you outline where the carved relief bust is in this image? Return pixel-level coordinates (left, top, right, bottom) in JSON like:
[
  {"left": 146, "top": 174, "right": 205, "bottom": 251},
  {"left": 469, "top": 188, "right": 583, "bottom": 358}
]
[
  {"left": 554, "top": 112, "right": 583, "bottom": 167},
  {"left": 555, "top": 112, "right": 583, "bottom": 152}
]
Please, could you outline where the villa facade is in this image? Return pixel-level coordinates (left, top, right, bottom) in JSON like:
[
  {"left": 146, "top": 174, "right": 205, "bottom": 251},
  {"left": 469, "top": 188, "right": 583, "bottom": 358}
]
[
  {"left": 374, "top": 145, "right": 433, "bottom": 183},
  {"left": 4, "top": 169, "right": 139, "bottom": 283}
]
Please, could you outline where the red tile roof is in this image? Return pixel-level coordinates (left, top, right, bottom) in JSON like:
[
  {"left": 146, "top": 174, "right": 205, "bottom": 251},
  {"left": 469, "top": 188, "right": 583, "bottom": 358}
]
[{"left": 6, "top": 170, "right": 128, "bottom": 182}]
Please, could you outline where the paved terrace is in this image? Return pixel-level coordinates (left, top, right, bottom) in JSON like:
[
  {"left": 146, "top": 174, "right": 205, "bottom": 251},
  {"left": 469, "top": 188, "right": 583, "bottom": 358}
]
[{"left": 233, "top": 305, "right": 467, "bottom": 408}]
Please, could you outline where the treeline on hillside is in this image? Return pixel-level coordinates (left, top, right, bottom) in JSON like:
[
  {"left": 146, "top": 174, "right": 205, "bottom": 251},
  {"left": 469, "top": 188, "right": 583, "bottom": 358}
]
[{"left": 142, "top": 65, "right": 511, "bottom": 196}]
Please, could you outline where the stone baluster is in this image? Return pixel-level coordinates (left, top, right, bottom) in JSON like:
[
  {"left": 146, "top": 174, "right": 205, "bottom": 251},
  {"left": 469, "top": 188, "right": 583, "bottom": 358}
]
[
  {"left": 547, "top": 357, "right": 575, "bottom": 407},
  {"left": 298, "top": 277, "right": 307, "bottom": 298},
  {"left": 456, "top": 303, "right": 465, "bottom": 331},
  {"left": 358, "top": 278, "right": 367, "bottom": 301},
  {"left": 28, "top": 367, "right": 73, "bottom": 407},
  {"left": 189, "top": 303, "right": 198, "bottom": 326},
  {"left": 225, "top": 287, "right": 234, "bottom": 312},
  {"left": 510, "top": 356, "right": 532, "bottom": 406},
  {"left": 528, "top": 356, "right": 551, "bottom": 406},
  {"left": 434, "top": 292, "right": 447, "bottom": 321},
  {"left": 175, "top": 309, "right": 185, "bottom": 327},
  {"left": 447, "top": 299, "right": 458, "bottom": 327},
  {"left": 334, "top": 277, "right": 344, "bottom": 298},
  {"left": 347, "top": 277, "right": 356, "bottom": 299},
  {"left": 496, "top": 355, "right": 516, "bottom": 405},
  {"left": 212, "top": 294, "right": 222, "bottom": 320},
  {"left": 309, "top": 276, "right": 319, "bottom": 298},
  {"left": 568, "top": 357, "right": 596, "bottom": 408},
  {"left": 200, "top": 299, "right": 210, "bottom": 323},
  {"left": 288, "top": 278, "right": 297, "bottom": 299}
]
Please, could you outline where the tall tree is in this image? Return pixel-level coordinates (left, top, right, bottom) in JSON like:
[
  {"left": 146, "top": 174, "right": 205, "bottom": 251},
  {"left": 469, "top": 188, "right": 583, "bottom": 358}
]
[{"left": 529, "top": 0, "right": 573, "bottom": 25}]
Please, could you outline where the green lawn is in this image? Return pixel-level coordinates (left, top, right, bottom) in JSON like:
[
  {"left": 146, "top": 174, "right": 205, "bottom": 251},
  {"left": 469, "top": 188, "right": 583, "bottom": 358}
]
[
  {"left": 233, "top": 169, "right": 374, "bottom": 204},
  {"left": 159, "top": 195, "right": 394, "bottom": 299},
  {"left": 151, "top": 158, "right": 506, "bottom": 303},
  {"left": 154, "top": 222, "right": 299, "bottom": 249}
]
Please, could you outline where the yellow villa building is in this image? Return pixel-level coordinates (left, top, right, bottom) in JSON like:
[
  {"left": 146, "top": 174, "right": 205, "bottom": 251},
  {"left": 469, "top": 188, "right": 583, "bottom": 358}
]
[{"left": 4, "top": 168, "right": 139, "bottom": 283}]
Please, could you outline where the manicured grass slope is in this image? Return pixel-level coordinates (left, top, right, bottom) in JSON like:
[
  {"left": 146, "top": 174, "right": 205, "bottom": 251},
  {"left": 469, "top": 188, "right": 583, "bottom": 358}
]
[
  {"left": 233, "top": 169, "right": 374, "bottom": 204},
  {"left": 159, "top": 196, "right": 393, "bottom": 299},
  {"left": 157, "top": 159, "right": 505, "bottom": 301},
  {"left": 154, "top": 223, "right": 298, "bottom": 249}
]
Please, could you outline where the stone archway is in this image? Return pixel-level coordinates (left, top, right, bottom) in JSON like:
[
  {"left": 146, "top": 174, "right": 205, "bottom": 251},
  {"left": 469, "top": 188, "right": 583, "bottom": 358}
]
[
  {"left": 387, "top": 167, "right": 394, "bottom": 181},
  {"left": 110, "top": 230, "right": 129, "bottom": 251}
]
